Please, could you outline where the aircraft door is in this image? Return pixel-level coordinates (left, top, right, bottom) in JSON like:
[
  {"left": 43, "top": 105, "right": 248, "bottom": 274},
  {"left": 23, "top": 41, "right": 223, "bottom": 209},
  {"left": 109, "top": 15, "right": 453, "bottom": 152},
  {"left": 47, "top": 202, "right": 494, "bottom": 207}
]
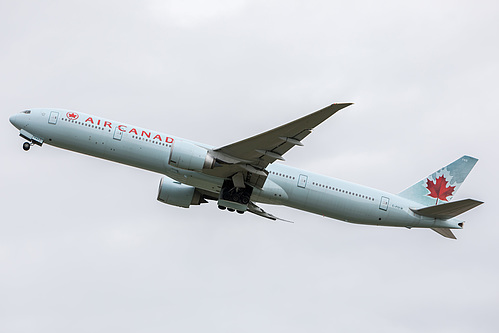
[
  {"left": 48, "top": 111, "right": 59, "bottom": 124},
  {"left": 379, "top": 196, "right": 389, "bottom": 211},
  {"left": 113, "top": 127, "right": 123, "bottom": 141},
  {"left": 297, "top": 174, "right": 308, "bottom": 188}
]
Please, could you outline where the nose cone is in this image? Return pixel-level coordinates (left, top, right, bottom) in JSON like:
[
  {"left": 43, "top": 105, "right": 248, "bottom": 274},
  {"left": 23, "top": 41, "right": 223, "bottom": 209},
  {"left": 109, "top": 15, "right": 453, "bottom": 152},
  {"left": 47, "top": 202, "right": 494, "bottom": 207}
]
[{"left": 9, "top": 114, "right": 19, "bottom": 128}]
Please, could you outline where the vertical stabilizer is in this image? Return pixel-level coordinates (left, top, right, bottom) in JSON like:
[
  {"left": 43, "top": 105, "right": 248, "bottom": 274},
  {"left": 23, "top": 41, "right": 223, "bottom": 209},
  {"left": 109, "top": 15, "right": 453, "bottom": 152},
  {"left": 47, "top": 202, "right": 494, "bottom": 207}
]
[{"left": 399, "top": 156, "right": 478, "bottom": 206}]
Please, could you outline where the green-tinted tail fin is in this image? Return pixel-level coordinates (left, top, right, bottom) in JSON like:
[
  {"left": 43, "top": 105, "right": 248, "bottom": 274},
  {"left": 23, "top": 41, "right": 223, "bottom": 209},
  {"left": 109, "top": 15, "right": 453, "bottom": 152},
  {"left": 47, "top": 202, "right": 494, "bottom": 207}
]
[{"left": 399, "top": 156, "right": 478, "bottom": 206}]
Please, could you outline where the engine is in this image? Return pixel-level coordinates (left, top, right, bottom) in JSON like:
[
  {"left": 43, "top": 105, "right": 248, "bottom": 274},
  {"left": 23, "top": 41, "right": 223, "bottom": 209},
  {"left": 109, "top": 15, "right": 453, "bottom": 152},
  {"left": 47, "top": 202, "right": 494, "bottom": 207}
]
[
  {"left": 168, "top": 140, "right": 215, "bottom": 171},
  {"left": 157, "top": 177, "right": 206, "bottom": 208}
]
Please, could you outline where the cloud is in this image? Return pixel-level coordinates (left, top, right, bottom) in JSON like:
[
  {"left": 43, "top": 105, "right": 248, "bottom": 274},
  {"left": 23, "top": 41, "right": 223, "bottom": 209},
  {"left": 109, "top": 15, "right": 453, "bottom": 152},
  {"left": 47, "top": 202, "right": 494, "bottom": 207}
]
[
  {"left": 148, "top": 0, "right": 247, "bottom": 28},
  {"left": 1, "top": 1, "right": 499, "bottom": 332}
]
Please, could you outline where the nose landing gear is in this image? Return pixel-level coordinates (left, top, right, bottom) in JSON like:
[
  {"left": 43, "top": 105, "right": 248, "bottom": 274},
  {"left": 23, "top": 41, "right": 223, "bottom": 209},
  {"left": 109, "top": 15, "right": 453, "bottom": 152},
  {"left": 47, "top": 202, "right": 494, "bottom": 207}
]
[
  {"left": 23, "top": 142, "right": 32, "bottom": 151},
  {"left": 19, "top": 129, "right": 43, "bottom": 151}
]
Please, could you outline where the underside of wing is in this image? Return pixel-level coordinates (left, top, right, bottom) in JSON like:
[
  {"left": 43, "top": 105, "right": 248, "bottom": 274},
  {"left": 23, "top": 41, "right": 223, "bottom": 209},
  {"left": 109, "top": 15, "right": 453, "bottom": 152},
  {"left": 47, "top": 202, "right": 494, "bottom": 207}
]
[
  {"left": 204, "top": 103, "right": 352, "bottom": 188},
  {"left": 215, "top": 103, "right": 352, "bottom": 167},
  {"left": 247, "top": 202, "right": 292, "bottom": 222}
]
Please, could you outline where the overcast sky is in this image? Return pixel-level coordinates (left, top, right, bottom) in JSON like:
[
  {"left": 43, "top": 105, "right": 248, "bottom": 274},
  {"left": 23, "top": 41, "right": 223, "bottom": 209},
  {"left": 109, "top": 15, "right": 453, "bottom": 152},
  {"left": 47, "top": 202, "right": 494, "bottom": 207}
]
[{"left": 1, "top": 1, "right": 498, "bottom": 332}]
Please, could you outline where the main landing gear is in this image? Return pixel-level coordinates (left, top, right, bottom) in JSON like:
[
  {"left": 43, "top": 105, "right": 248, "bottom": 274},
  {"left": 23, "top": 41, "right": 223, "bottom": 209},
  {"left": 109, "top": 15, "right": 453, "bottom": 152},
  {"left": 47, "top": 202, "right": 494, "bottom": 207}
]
[
  {"left": 23, "top": 142, "right": 33, "bottom": 151},
  {"left": 217, "top": 205, "right": 246, "bottom": 214},
  {"left": 217, "top": 179, "right": 253, "bottom": 214}
]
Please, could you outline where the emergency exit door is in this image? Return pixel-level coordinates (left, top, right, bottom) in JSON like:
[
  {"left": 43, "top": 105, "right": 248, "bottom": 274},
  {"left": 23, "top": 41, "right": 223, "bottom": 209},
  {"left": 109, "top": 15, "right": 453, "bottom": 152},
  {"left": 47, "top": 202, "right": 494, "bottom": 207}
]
[
  {"left": 113, "top": 127, "right": 123, "bottom": 140},
  {"left": 48, "top": 111, "right": 59, "bottom": 124},
  {"left": 297, "top": 174, "right": 308, "bottom": 188},
  {"left": 379, "top": 196, "right": 389, "bottom": 211}
]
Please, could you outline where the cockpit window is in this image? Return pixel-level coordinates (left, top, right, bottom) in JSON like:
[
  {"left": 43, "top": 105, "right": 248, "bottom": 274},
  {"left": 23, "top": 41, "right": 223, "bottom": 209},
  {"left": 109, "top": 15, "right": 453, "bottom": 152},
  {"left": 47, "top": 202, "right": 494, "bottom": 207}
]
[{"left": 21, "top": 110, "right": 31, "bottom": 114}]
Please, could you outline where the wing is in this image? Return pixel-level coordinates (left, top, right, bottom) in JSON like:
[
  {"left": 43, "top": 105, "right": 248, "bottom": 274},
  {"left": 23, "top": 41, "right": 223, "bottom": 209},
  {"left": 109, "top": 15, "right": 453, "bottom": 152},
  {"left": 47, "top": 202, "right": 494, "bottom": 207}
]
[
  {"left": 215, "top": 103, "right": 352, "bottom": 166},
  {"left": 247, "top": 202, "right": 292, "bottom": 223},
  {"left": 204, "top": 103, "right": 353, "bottom": 188}
]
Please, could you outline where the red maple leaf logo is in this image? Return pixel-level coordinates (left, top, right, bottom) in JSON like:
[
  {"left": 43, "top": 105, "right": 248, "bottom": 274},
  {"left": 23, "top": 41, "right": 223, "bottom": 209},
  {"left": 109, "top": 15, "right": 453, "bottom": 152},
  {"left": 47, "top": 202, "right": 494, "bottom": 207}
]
[
  {"left": 67, "top": 112, "right": 79, "bottom": 120},
  {"left": 426, "top": 176, "right": 455, "bottom": 203}
]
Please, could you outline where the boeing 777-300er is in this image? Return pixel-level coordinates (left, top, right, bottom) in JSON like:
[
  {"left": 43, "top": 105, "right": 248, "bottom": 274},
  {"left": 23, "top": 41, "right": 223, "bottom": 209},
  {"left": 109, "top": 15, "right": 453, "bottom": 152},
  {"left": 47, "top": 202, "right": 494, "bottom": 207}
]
[{"left": 9, "top": 103, "right": 483, "bottom": 239}]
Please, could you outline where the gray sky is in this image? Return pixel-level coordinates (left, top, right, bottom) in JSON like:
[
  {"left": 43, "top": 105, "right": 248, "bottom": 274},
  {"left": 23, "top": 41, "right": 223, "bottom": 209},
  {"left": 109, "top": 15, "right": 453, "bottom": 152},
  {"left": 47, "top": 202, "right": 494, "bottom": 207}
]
[{"left": 1, "top": 1, "right": 498, "bottom": 332}]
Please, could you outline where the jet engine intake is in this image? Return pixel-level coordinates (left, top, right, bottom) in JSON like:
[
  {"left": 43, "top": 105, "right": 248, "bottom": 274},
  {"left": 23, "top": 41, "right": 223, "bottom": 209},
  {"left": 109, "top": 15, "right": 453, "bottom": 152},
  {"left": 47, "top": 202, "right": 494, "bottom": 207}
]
[
  {"left": 168, "top": 140, "right": 215, "bottom": 171},
  {"left": 157, "top": 177, "right": 206, "bottom": 208}
]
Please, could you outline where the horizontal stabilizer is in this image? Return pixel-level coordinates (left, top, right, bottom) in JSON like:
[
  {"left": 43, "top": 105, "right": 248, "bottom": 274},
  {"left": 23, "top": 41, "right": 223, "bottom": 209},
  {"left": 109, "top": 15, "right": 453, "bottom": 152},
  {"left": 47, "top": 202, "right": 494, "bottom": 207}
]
[
  {"left": 411, "top": 199, "right": 483, "bottom": 219},
  {"left": 431, "top": 228, "right": 457, "bottom": 239}
]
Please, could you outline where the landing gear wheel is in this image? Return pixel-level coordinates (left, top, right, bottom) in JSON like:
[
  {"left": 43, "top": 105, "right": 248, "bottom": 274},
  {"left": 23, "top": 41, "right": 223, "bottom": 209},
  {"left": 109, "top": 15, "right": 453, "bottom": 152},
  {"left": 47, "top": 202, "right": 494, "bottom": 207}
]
[
  {"left": 231, "top": 193, "right": 240, "bottom": 202},
  {"left": 240, "top": 195, "right": 250, "bottom": 205},
  {"left": 23, "top": 142, "right": 31, "bottom": 151}
]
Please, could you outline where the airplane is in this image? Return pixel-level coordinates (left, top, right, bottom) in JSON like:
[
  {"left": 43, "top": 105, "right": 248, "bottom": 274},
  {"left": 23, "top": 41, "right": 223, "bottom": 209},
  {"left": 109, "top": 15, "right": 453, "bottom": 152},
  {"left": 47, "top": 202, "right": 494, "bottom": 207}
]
[{"left": 9, "top": 103, "right": 483, "bottom": 239}]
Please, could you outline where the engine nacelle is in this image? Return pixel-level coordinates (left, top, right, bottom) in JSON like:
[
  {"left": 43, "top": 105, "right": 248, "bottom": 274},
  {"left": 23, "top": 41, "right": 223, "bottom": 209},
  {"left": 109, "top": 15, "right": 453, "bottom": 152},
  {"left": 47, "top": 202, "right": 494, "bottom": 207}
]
[
  {"left": 157, "top": 177, "right": 206, "bottom": 208},
  {"left": 168, "top": 140, "right": 215, "bottom": 171}
]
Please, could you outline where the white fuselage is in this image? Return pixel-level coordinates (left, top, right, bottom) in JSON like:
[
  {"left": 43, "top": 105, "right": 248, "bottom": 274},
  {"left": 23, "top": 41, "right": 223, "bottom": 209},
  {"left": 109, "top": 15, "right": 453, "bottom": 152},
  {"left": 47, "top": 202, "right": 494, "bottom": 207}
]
[{"left": 9, "top": 108, "right": 463, "bottom": 230}]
